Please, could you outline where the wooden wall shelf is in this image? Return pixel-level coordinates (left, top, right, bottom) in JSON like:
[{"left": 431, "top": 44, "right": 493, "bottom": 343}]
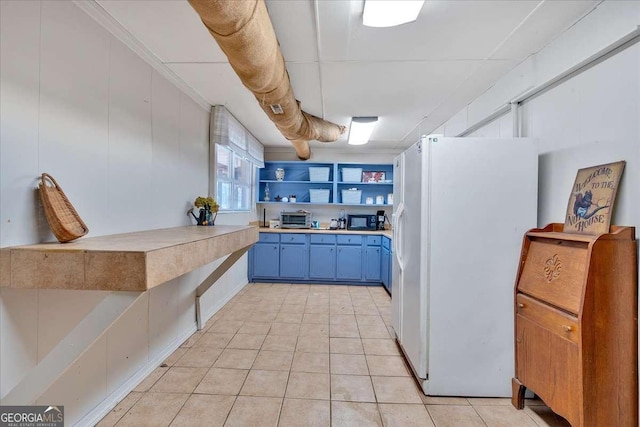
[{"left": 1, "top": 225, "right": 258, "bottom": 291}]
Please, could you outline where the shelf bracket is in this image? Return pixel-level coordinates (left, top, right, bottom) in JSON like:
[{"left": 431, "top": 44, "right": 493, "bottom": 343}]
[
  {"left": 1, "top": 291, "right": 144, "bottom": 405},
  {"left": 195, "top": 244, "right": 252, "bottom": 330}
]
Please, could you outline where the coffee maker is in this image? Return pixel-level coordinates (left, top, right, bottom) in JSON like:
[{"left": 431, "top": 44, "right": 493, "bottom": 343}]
[{"left": 376, "top": 210, "right": 386, "bottom": 230}]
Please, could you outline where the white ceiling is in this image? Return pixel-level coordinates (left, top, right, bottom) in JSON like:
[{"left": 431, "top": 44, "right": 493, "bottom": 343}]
[{"left": 96, "top": 0, "right": 600, "bottom": 151}]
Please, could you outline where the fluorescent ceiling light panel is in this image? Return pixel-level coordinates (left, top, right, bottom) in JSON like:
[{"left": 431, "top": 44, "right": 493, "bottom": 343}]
[
  {"left": 348, "top": 117, "right": 378, "bottom": 145},
  {"left": 363, "top": 0, "right": 425, "bottom": 27}
]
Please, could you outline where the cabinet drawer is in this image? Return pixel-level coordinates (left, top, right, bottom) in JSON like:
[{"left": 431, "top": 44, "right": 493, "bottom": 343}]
[
  {"left": 516, "top": 294, "right": 579, "bottom": 344},
  {"left": 259, "top": 233, "right": 280, "bottom": 243},
  {"left": 280, "top": 234, "right": 306, "bottom": 244},
  {"left": 366, "top": 236, "right": 381, "bottom": 246},
  {"left": 337, "top": 235, "right": 362, "bottom": 245},
  {"left": 516, "top": 239, "right": 588, "bottom": 314},
  {"left": 310, "top": 234, "right": 336, "bottom": 245},
  {"left": 382, "top": 237, "right": 391, "bottom": 250}
]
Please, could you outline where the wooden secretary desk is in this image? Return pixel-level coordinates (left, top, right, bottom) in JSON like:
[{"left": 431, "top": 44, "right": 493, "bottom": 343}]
[{"left": 511, "top": 223, "right": 637, "bottom": 427}]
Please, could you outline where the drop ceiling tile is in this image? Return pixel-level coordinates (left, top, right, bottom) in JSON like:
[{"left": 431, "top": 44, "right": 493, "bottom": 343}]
[
  {"left": 267, "top": 0, "right": 318, "bottom": 62},
  {"left": 97, "top": 0, "right": 226, "bottom": 63},
  {"left": 317, "top": 0, "right": 540, "bottom": 61},
  {"left": 417, "top": 59, "right": 520, "bottom": 135},
  {"left": 321, "top": 60, "right": 481, "bottom": 143},
  {"left": 491, "top": 0, "right": 599, "bottom": 60},
  {"left": 287, "top": 63, "right": 323, "bottom": 118}
]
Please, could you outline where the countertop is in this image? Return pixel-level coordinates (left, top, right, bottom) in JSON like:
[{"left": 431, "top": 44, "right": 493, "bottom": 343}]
[
  {"left": 258, "top": 227, "right": 392, "bottom": 239},
  {"left": 1, "top": 225, "right": 258, "bottom": 291}
]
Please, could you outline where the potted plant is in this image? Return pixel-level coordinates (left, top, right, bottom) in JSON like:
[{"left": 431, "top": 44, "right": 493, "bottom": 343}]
[{"left": 190, "top": 196, "right": 219, "bottom": 226}]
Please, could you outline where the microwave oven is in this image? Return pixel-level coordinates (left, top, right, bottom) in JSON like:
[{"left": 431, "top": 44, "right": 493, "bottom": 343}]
[
  {"left": 280, "top": 211, "right": 312, "bottom": 229},
  {"left": 347, "top": 214, "right": 377, "bottom": 231}
]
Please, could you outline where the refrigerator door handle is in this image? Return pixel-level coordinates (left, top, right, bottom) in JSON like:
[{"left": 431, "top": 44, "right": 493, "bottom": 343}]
[{"left": 393, "top": 202, "right": 405, "bottom": 271}]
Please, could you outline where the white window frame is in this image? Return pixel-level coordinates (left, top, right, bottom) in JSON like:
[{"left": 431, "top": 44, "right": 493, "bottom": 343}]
[{"left": 213, "top": 143, "right": 256, "bottom": 213}]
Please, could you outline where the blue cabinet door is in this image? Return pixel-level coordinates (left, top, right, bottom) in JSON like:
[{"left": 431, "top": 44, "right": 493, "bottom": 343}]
[
  {"left": 309, "top": 245, "right": 336, "bottom": 279},
  {"left": 253, "top": 242, "right": 280, "bottom": 278},
  {"left": 336, "top": 246, "right": 362, "bottom": 280},
  {"left": 280, "top": 244, "right": 307, "bottom": 279},
  {"left": 381, "top": 246, "right": 390, "bottom": 289},
  {"left": 364, "top": 246, "right": 381, "bottom": 281}
]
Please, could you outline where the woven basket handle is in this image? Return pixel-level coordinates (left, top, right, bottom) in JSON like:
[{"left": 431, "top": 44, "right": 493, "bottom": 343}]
[{"left": 40, "top": 173, "right": 59, "bottom": 189}]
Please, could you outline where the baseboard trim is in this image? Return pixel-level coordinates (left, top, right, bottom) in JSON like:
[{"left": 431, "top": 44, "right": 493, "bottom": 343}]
[{"left": 75, "top": 325, "right": 197, "bottom": 427}]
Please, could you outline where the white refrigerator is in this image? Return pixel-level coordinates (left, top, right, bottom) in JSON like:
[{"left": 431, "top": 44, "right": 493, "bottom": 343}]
[{"left": 392, "top": 135, "right": 538, "bottom": 397}]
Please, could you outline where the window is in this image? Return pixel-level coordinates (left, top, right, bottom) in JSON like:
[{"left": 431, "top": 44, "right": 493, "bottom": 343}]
[{"left": 215, "top": 144, "right": 253, "bottom": 211}]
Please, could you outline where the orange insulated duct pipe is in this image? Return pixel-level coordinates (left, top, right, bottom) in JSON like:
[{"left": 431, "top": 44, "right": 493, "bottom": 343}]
[{"left": 189, "top": 0, "right": 346, "bottom": 160}]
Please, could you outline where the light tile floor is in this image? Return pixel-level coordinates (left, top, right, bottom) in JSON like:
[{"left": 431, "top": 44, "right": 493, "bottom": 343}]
[{"left": 97, "top": 283, "right": 571, "bottom": 427}]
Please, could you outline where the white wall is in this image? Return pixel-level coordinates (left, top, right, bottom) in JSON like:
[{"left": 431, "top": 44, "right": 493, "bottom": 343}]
[
  {"left": 262, "top": 147, "right": 400, "bottom": 225},
  {"left": 0, "top": 1, "right": 248, "bottom": 425}
]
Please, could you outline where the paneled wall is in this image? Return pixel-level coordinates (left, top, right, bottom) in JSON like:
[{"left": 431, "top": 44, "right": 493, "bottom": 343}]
[{"left": 0, "top": 1, "right": 248, "bottom": 424}]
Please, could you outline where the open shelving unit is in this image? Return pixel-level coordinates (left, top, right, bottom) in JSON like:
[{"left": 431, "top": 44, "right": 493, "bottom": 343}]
[{"left": 257, "top": 161, "right": 394, "bottom": 207}]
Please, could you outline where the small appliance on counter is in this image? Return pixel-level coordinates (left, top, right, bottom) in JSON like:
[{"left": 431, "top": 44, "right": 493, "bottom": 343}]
[
  {"left": 269, "top": 220, "right": 281, "bottom": 229},
  {"left": 347, "top": 214, "right": 377, "bottom": 231},
  {"left": 338, "top": 209, "right": 346, "bottom": 229},
  {"left": 280, "top": 211, "right": 311, "bottom": 229},
  {"left": 376, "top": 210, "right": 387, "bottom": 230},
  {"left": 329, "top": 219, "right": 339, "bottom": 230}
]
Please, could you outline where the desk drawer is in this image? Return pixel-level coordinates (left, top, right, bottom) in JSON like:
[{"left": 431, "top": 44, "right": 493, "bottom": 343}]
[
  {"left": 517, "top": 239, "right": 588, "bottom": 314},
  {"left": 516, "top": 294, "right": 579, "bottom": 344}
]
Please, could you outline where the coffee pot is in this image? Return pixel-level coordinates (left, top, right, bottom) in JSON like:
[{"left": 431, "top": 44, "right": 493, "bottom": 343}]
[{"left": 338, "top": 209, "right": 346, "bottom": 229}]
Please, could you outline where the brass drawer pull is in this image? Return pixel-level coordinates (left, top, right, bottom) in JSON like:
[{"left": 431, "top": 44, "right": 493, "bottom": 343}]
[
  {"left": 562, "top": 325, "right": 573, "bottom": 332},
  {"left": 517, "top": 303, "right": 525, "bottom": 308}
]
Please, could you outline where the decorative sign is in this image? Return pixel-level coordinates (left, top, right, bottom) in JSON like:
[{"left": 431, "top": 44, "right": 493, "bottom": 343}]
[
  {"left": 362, "top": 171, "right": 385, "bottom": 183},
  {"left": 563, "top": 161, "right": 625, "bottom": 235}
]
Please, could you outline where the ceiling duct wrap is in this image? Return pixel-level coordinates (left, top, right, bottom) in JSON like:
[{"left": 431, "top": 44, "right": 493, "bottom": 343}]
[{"left": 189, "top": 0, "right": 346, "bottom": 160}]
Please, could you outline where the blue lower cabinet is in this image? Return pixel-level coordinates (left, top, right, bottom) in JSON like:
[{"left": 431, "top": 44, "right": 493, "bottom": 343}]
[
  {"left": 251, "top": 232, "right": 391, "bottom": 284},
  {"left": 381, "top": 246, "right": 390, "bottom": 290},
  {"left": 280, "top": 243, "right": 307, "bottom": 279},
  {"left": 309, "top": 245, "right": 336, "bottom": 279},
  {"left": 364, "top": 246, "right": 381, "bottom": 281},
  {"left": 253, "top": 242, "right": 280, "bottom": 278},
  {"left": 336, "top": 246, "right": 362, "bottom": 280}
]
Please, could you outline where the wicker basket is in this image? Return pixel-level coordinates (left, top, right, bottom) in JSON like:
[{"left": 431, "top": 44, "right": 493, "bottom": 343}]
[{"left": 39, "top": 173, "right": 89, "bottom": 243}]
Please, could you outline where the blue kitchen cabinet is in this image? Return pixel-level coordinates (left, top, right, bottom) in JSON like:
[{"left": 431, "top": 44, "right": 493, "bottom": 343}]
[
  {"left": 381, "top": 245, "right": 390, "bottom": 290},
  {"left": 309, "top": 234, "right": 336, "bottom": 279},
  {"left": 252, "top": 242, "right": 280, "bottom": 278},
  {"left": 257, "top": 161, "right": 393, "bottom": 207},
  {"left": 364, "top": 246, "right": 381, "bottom": 281},
  {"left": 381, "top": 236, "right": 392, "bottom": 293},
  {"left": 309, "top": 245, "right": 336, "bottom": 279},
  {"left": 279, "top": 235, "right": 307, "bottom": 279},
  {"left": 250, "top": 232, "right": 392, "bottom": 285},
  {"left": 336, "top": 246, "right": 362, "bottom": 280}
]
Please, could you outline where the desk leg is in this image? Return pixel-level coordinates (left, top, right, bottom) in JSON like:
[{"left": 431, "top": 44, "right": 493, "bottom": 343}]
[{"left": 512, "top": 377, "right": 526, "bottom": 409}]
